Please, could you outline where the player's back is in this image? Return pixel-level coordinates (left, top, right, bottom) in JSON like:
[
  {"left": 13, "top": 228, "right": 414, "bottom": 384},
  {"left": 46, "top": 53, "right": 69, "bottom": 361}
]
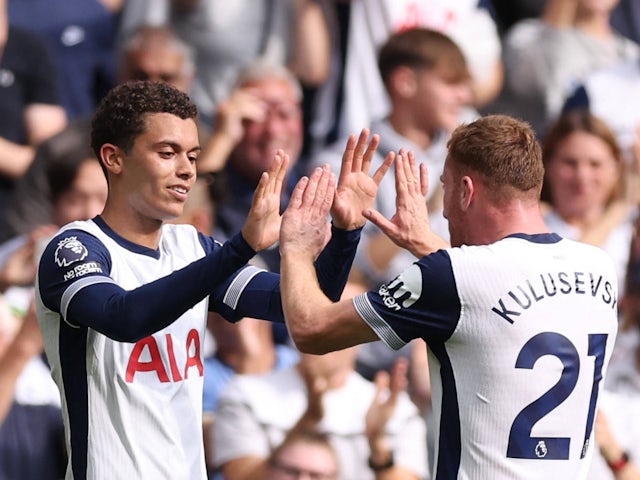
[{"left": 431, "top": 234, "right": 619, "bottom": 479}]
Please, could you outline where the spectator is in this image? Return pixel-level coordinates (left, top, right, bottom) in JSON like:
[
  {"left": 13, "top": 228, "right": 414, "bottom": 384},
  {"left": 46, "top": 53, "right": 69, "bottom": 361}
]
[
  {"left": 0, "top": 0, "right": 67, "bottom": 241},
  {"left": 265, "top": 428, "right": 340, "bottom": 480},
  {"left": 202, "top": 313, "right": 299, "bottom": 474},
  {"left": 588, "top": 398, "right": 640, "bottom": 480},
  {"left": 8, "top": 0, "right": 123, "bottom": 119},
  {"left": 491, "top": 0, "right": 639, "bottom": 137},
  {"left": 117, "top": 0, "right": 330, "bottom": 123},
  {"left": 310, "top": 0, "right": 502, "bottom": 153},
  {"left": 211, "top": 284, "right": 428, "bottom": 480},
  {"left": 314, "top": 27, "right": 474, "bottom": 288},
  {"left": 118, "top": 23, "right": 195, "bottom": 97},
  {"left": 206, "top": 61, "right": 306, "bottom": 273},
  {"left": 4, "top": 25, "right": 196, "bottom": 241},
  {"left": 541, "top": 110, "right": 636, "bottom": 294},
  {"left": 0, "top": 134, "right": 106, "bottom": 480},
  {"left": 562, "top": 58, "right": 640, "bottom": 170}
]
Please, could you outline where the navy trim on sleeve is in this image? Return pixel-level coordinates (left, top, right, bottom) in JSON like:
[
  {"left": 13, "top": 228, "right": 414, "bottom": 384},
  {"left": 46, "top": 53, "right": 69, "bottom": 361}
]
[{"left": 65, "top": 232, "right": 255, "bottom": 341}]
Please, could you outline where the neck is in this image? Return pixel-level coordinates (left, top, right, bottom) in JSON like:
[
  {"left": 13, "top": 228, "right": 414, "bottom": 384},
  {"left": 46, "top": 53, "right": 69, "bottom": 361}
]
[
  {"left": 467, "top": 202, "right": 550, "bottom": 246},
  {"left": 575, "top": 10, "right": 614, "bottom": 38},
  {"left": 389, "top": 109, "right": 433, "bottom": 150},
  {"left": 100, "top": 203, "right": 163, "bottom": 249}
]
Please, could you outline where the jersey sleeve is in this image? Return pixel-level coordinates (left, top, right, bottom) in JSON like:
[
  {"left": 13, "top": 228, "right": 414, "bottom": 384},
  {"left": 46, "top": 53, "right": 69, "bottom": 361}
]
[
  {"left": 38, "top": 229, "right": 114, "bottom": 323},
  {"left": 209, "top": 225, "right": 362, "bottom": 322},
  {"left": 38, "top": 230, "right": 256, "bottom": 342},
  {"left": 353, "top": 249, "right": 462, "bottom": 350}
]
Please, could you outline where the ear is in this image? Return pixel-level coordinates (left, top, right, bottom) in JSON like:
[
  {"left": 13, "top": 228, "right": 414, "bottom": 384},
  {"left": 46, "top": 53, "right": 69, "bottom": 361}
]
[
  {"left": 389, "top": 66, "right": 418, "bottom": 100},
  {"left": 460, "top": 175, "right": 474, "bottom": 211},
  {"left": 100, "top": 144, "right": 124, "bottom": 175}
]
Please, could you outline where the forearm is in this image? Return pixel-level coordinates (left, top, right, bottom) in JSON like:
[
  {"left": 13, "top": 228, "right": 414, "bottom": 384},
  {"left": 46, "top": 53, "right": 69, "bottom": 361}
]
[
  {"left": 0, "top": 341, "right": 34, "bottom": 423},
  {"left": 314, "top": 225, "right": 361, "bottom": 301},
  {"left": 368, "top": 436, "right": 418, "bottom": 480},
  {"left": 67, "top": 233, "right": 255, "bottom": 341},
  {"left": 197, "top": 129, "right": 236, "bottom": 174},
  {"left": 0, "top": 138, "right": 35, "bottom": 179},
  {"left": 281, "top": 252, "right": 330, "bottom": 346},
  {"left": 289, "top": 0, "right": 330, "bottom": 85}
]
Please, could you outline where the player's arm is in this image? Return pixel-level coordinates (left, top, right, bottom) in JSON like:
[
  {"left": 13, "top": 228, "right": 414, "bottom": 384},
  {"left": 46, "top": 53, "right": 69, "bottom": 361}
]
[
  {"left": 280, "top": 163, "right": 379, "bottom": 353},
  {"left": 209, "top": 223, "right": 361, "bottom": 322},
  {"left": 39, "top": 230, "right": 256, "bottom": 342}
]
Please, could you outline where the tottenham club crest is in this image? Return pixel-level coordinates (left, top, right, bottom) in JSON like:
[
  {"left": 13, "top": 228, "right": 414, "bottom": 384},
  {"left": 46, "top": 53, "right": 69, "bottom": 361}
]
[{"left": 54, "top": 236, "right": 88, "bottom": 267}]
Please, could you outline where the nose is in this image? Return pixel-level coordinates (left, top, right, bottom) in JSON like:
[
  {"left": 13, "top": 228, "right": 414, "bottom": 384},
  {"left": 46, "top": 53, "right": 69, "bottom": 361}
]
[{"left": 177, "top": 153, "right": 196, "bottom": 180}]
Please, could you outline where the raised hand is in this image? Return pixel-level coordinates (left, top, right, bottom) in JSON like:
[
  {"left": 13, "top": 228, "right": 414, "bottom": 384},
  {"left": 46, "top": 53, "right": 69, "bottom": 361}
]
[
  {"left": 364, "top": 150, "right": 448, "bottom": 258},
  {"left": 331, "top": 128, "right": 393, "bottom": 231},
  {"left": 241, "top": 150, "right": 289, "bottom": 251},
  {"left": 280, "top": 165, "right": 336, "bottom": 262}
]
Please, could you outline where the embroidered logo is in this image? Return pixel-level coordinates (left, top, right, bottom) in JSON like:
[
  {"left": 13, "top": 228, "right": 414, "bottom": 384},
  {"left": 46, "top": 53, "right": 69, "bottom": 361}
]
[{"left": 54, "top": 236, "right": 88, "bottom": 267}]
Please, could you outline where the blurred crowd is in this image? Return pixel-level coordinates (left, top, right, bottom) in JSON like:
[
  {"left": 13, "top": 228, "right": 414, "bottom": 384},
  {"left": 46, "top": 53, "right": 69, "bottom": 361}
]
[{"left": 1, "top": 0, "right": 640, "bottom": 479}]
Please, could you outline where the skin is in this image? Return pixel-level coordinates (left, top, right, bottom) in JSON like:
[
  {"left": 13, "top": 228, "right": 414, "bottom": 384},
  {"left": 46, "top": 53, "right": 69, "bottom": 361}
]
[
  {"left": 545, "top": 131, "right": 620, "bottom": 230},
  {"left": 229, "top": 77, "right": 303, "bottom": 185},
  {"left": 266, "top": 442, "right": 338, "bottom": 480},
  {"left": 99, "top": 111, "right": 289, "bottom": 251},
  {"left": 52, "top": 159, "right": 108, "bottom": 227},
  {"left": 280, "top": 146, "right": 548, "bottom": 354}
]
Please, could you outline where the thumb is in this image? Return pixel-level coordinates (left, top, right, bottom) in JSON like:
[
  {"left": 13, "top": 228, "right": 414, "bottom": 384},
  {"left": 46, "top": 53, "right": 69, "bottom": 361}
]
[{"left": 363, "top": 209, "right": 396, "bottom": 236}]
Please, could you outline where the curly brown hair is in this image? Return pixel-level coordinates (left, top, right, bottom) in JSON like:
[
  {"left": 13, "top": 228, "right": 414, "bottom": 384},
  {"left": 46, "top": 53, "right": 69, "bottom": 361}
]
[{"left": 90, "top": 80, "right": 198, "bottom": 159}]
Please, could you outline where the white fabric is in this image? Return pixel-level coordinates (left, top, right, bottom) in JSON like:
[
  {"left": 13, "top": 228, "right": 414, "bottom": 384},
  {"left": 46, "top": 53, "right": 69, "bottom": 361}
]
[{"left": 36, "top": 220, "right": 209, "bottom": 480}]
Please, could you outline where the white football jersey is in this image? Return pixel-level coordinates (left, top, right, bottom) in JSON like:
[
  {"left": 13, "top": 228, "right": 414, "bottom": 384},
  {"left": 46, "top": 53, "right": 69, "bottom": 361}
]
[
  {"left": 354, "top": 233, "right": 619, "bottom": 479},
  {"left": 36, "top": 218, "right": 214, "bottom": 480}
]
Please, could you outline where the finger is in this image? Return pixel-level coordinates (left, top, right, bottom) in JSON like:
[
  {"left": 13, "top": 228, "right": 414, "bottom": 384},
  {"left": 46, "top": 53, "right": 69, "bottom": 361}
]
[
  {"left": 302, "top": 167, "right": 323, "bottom": 210},
  {"left": 322, "top": 172, "right": 337, "bottom": 216},
  {"left": 272, "top": 151, "right": 289, "bottom": 195},
  {"left": 403, "top": 150, "right": 418, "bottom": 195},
  {"left": 389, "top": 357, "right": 409, "bottom": 396},
  {"left": 264, "top": 151, "right": 282, "bottom": 195},
  {"left": 252, "top": 171, "right": 269, "bottom": 205},
  {"left": 288, "top": 176, "right": 309, "bottom": 210},
  {"left": 394, "top": 151, "right": 409, "bottom": 196},
  {"left": 351, "top": 128, "right": 370, "bottom": 173},
  {"left": 338, "top": 134, "right": 357, "bottom": 186},
  {"left": 363, "top": 209, "right": 398, "bottom": 238},
  {"left": 372, "top": 150, "right": 395, "bottom": 186},
  {"left": 313, "top": 165, "right": 332, "bottom": 214},
  {"left": 361, "top": 133, "right": 380, "bottom": 174},
  {"left": 419, "top": 162, "right": 429, "bottom": 197},
  {"left": 373, "top": 370, "right": 391, "bottom": 400}
]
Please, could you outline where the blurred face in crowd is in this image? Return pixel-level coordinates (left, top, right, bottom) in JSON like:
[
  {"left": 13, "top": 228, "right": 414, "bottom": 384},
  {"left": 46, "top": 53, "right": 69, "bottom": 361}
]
[
  {"left": 545, "top": 130, "right": 620, "bottom": 225},
  {"left": 122, "top": 43, "right": 193, "bottom": 93},
  {"left": 52, "top": 158, "right": 108, "bottom": 227},
  {"left": 231, "top": 76, "right": 303, "bottom": 184},
  {"left": 267, "top": 442, "right": 338, "bottom": 480},
  {"left": 412, "top": 68, "right": 472, "bottom": 134}
]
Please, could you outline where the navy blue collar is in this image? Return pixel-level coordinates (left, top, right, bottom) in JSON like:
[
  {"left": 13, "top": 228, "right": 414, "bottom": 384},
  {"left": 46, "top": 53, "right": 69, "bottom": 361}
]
[
  {"left": 92, "top": 215, "right": 161, "bottom": 259},
  {"left": 504, "top": 232, "right": 563, "bottom": 244}
]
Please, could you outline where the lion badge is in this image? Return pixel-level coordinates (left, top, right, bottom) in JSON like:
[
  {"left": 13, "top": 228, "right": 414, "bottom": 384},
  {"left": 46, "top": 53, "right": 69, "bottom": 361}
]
[{"left": 55, "top": 236, "right": 89, "bottom": 267}]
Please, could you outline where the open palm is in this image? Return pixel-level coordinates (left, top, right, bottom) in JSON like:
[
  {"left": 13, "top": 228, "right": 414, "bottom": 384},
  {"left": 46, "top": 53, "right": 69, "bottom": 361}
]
[{"left": 331, "top": 129, "right": 393, "bottom": 231}]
